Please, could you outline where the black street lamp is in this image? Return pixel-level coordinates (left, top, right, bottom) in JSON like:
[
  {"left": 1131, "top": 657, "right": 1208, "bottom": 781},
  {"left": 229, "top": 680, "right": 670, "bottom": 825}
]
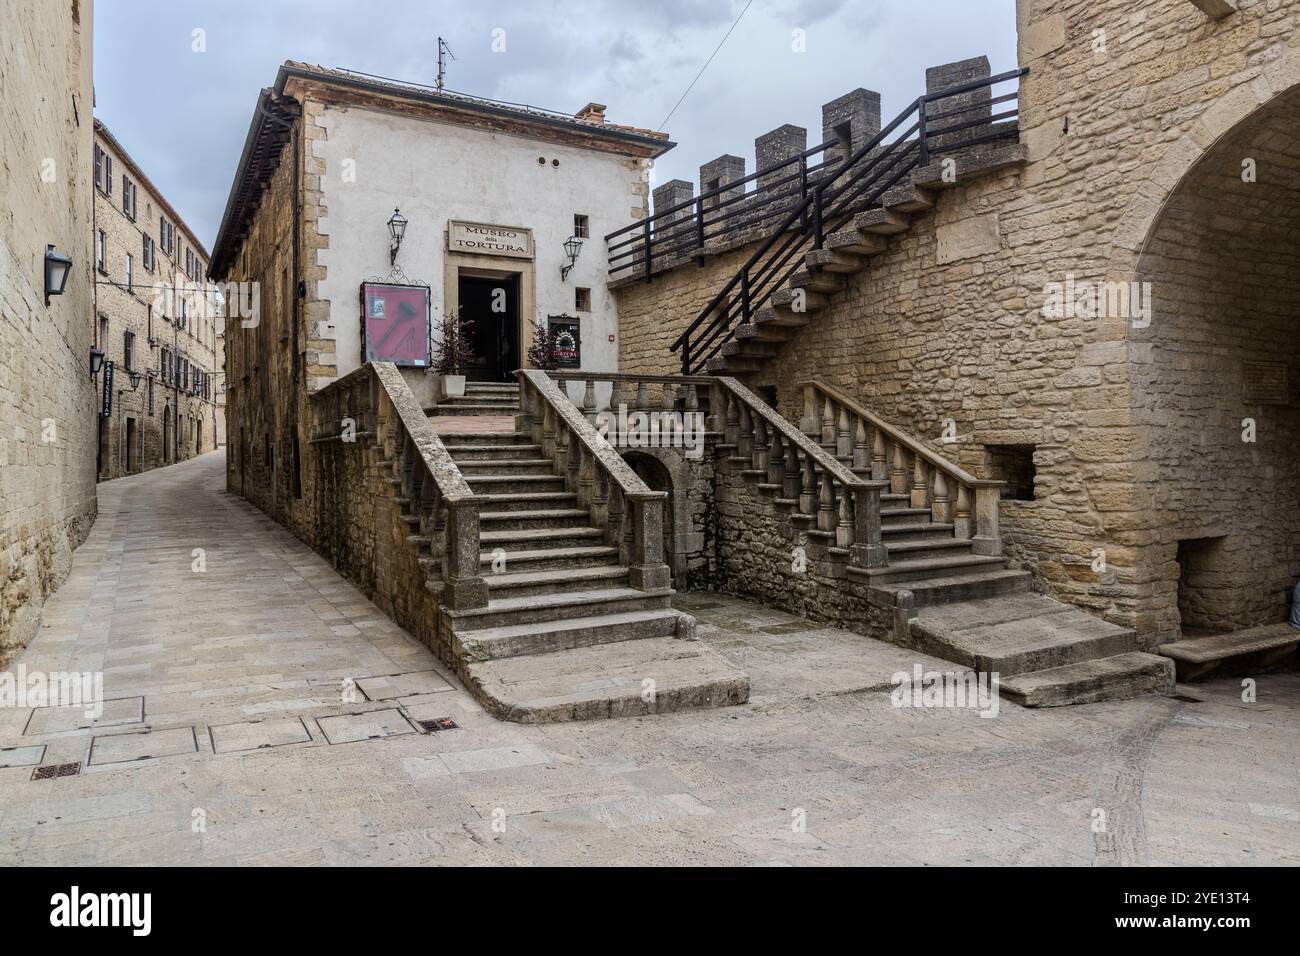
[
  {"left": 388, "top": 207, "right": 408, "bottom": 266},
  {"left": 44, "top": 244, "right": 72, "bottom": 304},
  {"left": 89, "top": 347, "right": 105, "bottom": 378},
  {"left": 561, "top": 235, "right": 583, "bottom": 280}
]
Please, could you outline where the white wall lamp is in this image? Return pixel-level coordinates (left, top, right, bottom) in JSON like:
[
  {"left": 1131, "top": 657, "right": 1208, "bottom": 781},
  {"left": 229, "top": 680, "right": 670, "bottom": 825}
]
[
  {"left": 44, "top": 243, "right": 72, "bottom": 305},
  {"left": 561, "top": 235, "right": 583, "bottom": 280},
  {"left": 388, "top": 207, "right": 408, "bottom": 266}
]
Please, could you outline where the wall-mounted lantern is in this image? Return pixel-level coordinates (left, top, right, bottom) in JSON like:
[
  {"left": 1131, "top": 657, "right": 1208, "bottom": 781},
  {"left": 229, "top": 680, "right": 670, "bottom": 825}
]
[
  {"left": 89, "top": 347, "right": 105, "bottom": 378},
  {"left": 388, "top": 207, "right": 408, "bottom": 266},
  {"left": 561, "top": 235, "right": 583, "bottom": 280},
  {"left": 44, "top": 244, "right": 73, "bottom": 305},
  {"left": 125, "top": 368, "right": 142, "bottom": 390}
]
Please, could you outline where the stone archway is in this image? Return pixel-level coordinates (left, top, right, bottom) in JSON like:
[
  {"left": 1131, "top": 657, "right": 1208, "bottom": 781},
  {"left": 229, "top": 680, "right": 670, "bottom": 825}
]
[
  {"left": 1126, "top": 81, "right": 1300, "bottom": 639},
  {"left": 622, "top": 449, "right": 690, "bottom": 582}
]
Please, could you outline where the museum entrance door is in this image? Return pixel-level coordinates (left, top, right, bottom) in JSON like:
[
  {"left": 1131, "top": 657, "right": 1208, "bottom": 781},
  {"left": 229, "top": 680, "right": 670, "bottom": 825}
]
[{"left": 459, "top": 273, "right": 520, "bottom": 382}]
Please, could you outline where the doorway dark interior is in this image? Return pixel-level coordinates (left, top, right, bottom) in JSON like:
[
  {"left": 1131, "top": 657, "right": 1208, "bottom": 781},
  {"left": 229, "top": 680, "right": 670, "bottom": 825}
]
[{"left": 459, "top": 274, "right": 519, "bottom": 382}]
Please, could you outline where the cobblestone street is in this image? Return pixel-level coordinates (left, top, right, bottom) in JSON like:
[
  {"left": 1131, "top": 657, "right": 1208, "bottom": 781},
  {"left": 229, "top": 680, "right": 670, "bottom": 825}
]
[{"left": 1, "top": 452, "right": 1297, "bottom": 866}]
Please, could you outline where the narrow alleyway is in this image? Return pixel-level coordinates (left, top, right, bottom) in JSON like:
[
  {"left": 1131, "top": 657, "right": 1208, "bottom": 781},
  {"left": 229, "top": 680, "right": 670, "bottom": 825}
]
[{"left": 0, "top": 452, "right": 1296, "bottom": 865}]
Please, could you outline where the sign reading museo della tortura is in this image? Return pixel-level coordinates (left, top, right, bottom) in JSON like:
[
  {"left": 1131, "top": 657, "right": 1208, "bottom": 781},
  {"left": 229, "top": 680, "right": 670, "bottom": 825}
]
[{"left": 447, "top": 221, "right": 533, "bottom": 259}]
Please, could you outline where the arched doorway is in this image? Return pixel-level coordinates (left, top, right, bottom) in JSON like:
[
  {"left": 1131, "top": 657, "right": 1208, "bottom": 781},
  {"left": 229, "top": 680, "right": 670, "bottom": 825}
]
[
  {"left": 162, "top": 406, "right": 172, "bottom": 464},
  {"left": 624, "top": 452, "right": 680, "bottom": 581},
  {"left": 1131, "top": 83, "right": 1300, "bottom": 636}
]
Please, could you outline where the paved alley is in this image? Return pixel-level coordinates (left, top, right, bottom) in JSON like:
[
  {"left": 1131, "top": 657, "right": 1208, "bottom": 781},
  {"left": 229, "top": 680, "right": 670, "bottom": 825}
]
[{"left": 0, "top": 452, "right": 1297, "bottom": 866}]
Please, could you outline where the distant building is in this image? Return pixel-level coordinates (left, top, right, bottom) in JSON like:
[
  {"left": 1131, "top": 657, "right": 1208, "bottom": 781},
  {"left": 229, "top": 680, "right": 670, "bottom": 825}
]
[
  {"left": 92, "top": 120, "right": 220, "bottom": 478},
  {"left": 0, "top": 0, "right": 97, "bottom": 667}
]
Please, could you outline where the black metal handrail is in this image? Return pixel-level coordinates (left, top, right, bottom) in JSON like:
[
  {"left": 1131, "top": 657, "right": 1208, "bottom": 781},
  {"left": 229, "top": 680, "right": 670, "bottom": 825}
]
[{"left": 642, "top": 68, "right": 1026, "bottom": 374}]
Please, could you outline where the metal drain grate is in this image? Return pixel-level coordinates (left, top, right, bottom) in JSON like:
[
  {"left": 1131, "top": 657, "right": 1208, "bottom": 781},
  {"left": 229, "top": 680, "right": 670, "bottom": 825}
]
[
  {"left": 417, "top": 717, "right": 459, "bottom": 733},
  {"left": 31, "top": 762, "right": 81, "bottom": 781}
]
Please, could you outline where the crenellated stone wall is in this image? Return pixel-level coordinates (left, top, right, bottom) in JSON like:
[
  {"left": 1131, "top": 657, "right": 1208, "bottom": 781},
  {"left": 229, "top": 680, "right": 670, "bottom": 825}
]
[{"left": 616, "top": 0, "right": 1300, "bottom": 645}]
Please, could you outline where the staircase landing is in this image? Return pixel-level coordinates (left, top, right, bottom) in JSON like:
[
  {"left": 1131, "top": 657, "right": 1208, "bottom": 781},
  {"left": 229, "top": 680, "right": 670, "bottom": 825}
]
[{"left": 908, "top": 593, "right": 1174, "bottom": 707}]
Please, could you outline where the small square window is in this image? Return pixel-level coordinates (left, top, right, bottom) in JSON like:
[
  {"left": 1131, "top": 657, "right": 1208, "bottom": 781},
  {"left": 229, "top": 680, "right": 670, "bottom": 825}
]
[
  {"left": 573, "top": 214, "right": 589, "bottom": 239},
  {"left": 984, "top": 444, "right": 1036, "bottom": 502},
  {"left": 575, "top": 287, "right": 591, "bottom": 311}
]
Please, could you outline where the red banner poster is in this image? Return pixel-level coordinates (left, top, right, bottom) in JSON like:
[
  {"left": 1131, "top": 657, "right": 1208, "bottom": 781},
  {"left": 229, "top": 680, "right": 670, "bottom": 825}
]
[{"left": 362, "top": 282, "right": 430, "bottom": 367}]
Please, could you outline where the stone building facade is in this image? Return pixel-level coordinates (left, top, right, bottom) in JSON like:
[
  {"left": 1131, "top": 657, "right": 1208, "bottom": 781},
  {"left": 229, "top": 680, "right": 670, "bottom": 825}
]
[
  {"left": 92, "top": 121, "right": 220, "bottom": 479},
  {"left": 0, "top": 0, "right": 97, "bottom": 667},
  {"left": 613, "top": 0, "right": 1300, "bottom": 648},
  {"left": 211, "top": 62, "right": 669, "bottom": 529}
]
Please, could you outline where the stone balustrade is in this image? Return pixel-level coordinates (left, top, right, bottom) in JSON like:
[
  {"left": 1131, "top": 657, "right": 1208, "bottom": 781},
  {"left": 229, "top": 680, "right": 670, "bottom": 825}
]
[
  {"left": 309, "top": 362, "right": 488, "bottom": 610},
  {"left": 517, "top": 369, "right": 672, "bottom": 591},
  {"left": 801, "top": 380, "right": 1003, "bottom": 556}
]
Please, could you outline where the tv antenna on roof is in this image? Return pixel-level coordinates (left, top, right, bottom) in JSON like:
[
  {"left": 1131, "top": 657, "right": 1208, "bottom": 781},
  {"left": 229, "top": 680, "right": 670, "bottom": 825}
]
[{"left": 436, "top": 37, "right": 456, "bottom": 91}]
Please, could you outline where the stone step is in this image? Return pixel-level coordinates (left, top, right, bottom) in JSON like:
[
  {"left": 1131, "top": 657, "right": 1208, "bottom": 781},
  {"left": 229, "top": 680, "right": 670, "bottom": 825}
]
[
  {"left": 752, "top": 306, "right": 810, "bottom": 329},
  {"left": 456, "top": 459, "right": 556, "bottom": 476},
  {"left": 1158, "top": 622, "right": 1300, "bottom": 681},
  {"left": 474, "top": 491, "right": 579, "bottom": 513},
  {"left": 464, "top": 474, "right": 568, "bottom": 492},
  {"left": 884, "top": 537, "right": 976, "bottom": 562},
  {"left": 786, "top": 268, "right": 844, "bottom": 294},
  {"left": 854, "top": 208, "right": 911, "bottom": 235},
  {"left": 881, "top": 507, "right": 937, "bottom": 526},
  {"left": 465, "top": 382, "right": 519, "bottom": 393},
  {"left": 447, "top": 586, "right": 675, "bottom": 631},
  {"left": 735, "top": 319, "right": 797, "bottom": 343},
  {"left": 441, "top": 394, "right": 520, "bottom": 406},
  {"left": 826, "top": 229, "right": 889, "bottom": 256},
  {"left": 910, "top": 594, "right": 1138, "bottom": 676},
  {"left": 707, "top": 354, "right": 762, "bottom": 374},
  {"left": 427, "top": 403, "right": 521, "bottom": 416},
  {"left": 480, "top": 545, "right": 620, "bottom": 571},
  {"left": 881, "top": 521, "right": 958, "bottom": 541},
  {"left": 454, "top": 608, "right": 684, "bottom": 663},
  {"left": 805, "top": 248, "right": 866, "bottom": 274},
  {"left": 1000, "top": 653, "right": 1175, "bottom": 708},
  {"left": 861, "top": 553, "right": 1008, "bottom": 583},
  {"left": 479, "top": 525, "right": 606, "bottom": 550},
  {"left": 441, "top": 432, "right": 533, "bottom": 447},
  {"left": 771, "top": 287, "right": 829, "bottom": 312},
  {"left": 721, "top": 339, "right": 780, "bottom": 360},
  {"left": 461, "top": 635, "right": 749, "bottom": 723},
  {"left": 444, "top": 443, "right": 544, "bottom": 461},
  {"left": 484, "top": 564, "right": 630, "bottom": 597},
  {"left": 478, "top": 508, "right": 593, "bottom": 530},
  {"left": 864, "top": 569, "right": 1032, "bottom": 608},
  {"left": 881, "top": 183, "right": 936, "bottom": 213},
  {"left": 911, "top": 143, "right": 1028, "bottom": 190}
]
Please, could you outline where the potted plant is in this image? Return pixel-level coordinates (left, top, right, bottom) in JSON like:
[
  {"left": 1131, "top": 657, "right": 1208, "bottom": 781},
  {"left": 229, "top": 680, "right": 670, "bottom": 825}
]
[
  {"left": 526, "top": 318, "right": 559, "bottom": 371},
  {"left": 435, "top": 308, "right": 477, "bottom": 398}
]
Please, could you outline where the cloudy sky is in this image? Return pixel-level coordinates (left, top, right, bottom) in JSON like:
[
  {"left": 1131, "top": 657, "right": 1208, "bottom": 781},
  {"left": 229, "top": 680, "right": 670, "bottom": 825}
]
[{"left": 93, "top": 0, "right": 1016, "bottom": 251}]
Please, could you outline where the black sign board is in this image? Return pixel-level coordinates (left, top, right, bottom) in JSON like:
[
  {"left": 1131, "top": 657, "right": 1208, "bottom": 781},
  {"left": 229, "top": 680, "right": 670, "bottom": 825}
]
[
  {"left": 548, "top": 315, "right": 581, "bottom": 368},
  {"left": 101, "top": 361, "right": 114, "bottom": 418}
]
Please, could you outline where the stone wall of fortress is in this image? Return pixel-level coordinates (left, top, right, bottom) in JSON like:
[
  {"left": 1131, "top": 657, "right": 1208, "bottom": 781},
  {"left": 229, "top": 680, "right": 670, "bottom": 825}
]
[{"left": 616, "top": 0, "right": 1300, "bottom": 644}]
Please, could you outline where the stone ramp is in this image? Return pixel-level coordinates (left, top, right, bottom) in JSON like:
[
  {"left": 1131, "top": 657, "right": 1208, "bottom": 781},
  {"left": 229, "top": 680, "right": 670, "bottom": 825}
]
[
  {"left": 1159, "top": 622, "right": 1300, "bottom": 681},
  {"left": 461, "top": 636, "right": 750, "bottom": 723},
  {"left": 910, "top": 593, "right": 1174, "bottom": 707}
]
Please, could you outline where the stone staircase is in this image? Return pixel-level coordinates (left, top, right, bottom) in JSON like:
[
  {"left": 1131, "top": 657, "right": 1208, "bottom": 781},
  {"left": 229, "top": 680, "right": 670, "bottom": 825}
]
[
  {"left": 901, "top": 593, "right": 1175, "bottom": 707},
  {"left": 425, "top": 380, "right": 521, "bottom": 416},
  {"left": 706, "top": 142, "right": 1027, "bottom": 377},
  {"left": 421, "top": 426, "right": 748, "bottom": 722},
  {"left": 738, "top": 379, "right": 1176, "bottom": 707}
]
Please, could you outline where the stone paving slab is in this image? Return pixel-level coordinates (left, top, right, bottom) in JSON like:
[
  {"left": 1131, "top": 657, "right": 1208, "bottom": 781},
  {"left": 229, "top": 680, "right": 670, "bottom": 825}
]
[{"left": 1, "top": 453, "right": 1298, "bottom": 866}]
